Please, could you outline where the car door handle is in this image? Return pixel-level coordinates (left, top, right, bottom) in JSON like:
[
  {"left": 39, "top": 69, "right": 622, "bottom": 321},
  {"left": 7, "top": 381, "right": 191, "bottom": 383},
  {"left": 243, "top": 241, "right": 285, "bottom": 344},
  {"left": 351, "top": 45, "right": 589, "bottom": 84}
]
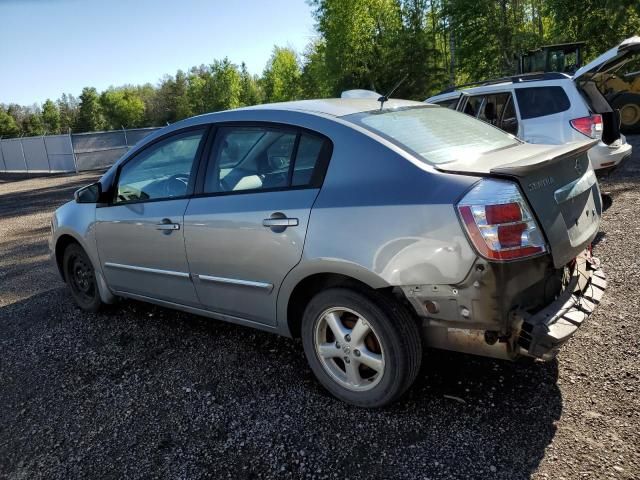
[
  {"left": 155, "top": 221, "right": 180, "bottom": 231},
  {"left": 262, "top": 218, "right": 298, "bottom": 227}
]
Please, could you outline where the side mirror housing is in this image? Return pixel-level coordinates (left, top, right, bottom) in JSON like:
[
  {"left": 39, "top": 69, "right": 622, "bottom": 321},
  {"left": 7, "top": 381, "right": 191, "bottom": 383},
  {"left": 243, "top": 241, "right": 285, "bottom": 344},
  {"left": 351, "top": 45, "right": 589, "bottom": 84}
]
[{"left": 74, "top": 182, "right": 102, "bottom": 204}]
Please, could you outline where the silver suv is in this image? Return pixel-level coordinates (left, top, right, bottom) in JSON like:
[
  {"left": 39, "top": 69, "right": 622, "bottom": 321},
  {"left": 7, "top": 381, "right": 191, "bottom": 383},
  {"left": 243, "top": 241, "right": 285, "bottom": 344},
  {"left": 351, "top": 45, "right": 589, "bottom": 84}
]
[
  {"left": 426, "top": 37, "right": 640, "bottom": 173},
  {"left": 51, "top": 99, "right": 606, "bottom": 407}
]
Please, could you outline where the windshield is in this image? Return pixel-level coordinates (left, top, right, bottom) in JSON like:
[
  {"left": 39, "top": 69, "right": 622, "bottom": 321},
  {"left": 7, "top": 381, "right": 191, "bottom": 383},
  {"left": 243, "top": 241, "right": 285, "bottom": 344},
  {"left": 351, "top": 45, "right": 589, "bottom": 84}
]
[{"left": 345, "top": 106, "right": 519, "bottom": 165}]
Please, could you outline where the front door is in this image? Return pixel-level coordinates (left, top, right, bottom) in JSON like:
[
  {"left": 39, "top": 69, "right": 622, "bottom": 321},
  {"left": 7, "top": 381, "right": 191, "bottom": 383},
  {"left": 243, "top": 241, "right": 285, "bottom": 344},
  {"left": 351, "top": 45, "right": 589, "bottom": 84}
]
[
  {"left": 184, "top": 125, "right": 331, "bottom": 325},
  {"left": 96, "top": 127, "right": 207, "bottom": 306}
]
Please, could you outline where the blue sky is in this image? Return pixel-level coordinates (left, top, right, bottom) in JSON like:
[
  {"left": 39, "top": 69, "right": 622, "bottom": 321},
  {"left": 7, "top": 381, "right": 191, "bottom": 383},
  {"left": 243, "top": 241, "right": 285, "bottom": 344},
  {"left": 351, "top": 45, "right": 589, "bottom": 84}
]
[{"left": 0, "top": 0, "right": 316, "bottom": 105}]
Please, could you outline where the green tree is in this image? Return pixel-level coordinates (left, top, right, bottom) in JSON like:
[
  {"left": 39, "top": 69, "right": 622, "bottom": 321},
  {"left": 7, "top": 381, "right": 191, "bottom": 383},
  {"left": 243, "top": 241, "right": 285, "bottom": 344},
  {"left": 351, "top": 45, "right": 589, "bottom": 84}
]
[
  {"left": 135, "top": 83, "right": 160, "bottom": 126},
  {"left": 310, "top": 0, "right": 403, "bottom": 94},
  {"left": 301, "top": 39, "right": 333, "bottom": 98},
  {"left": 184, "top": 65, "right": 211, "bottom": 116},
  {"left": 0, "top": 108, "right": 20, "bottom": 137},
  {"left": 155, "top": 70, "right": 191, "bottom": 124},
  {"left": 25, "top": 111, "right": 45, "bottom": 136},
  {"left": 57, "top": 93, "right": 79, "bottom": 133},
  {"left": 76, "top": 87, "right": 105, "bottom": 132},
  {"left": 42, "top": 99, "right": 61, "bottom": 134},
  {"left": 207, "top": 58, "right": 243, "bottom": 111},
  {"left": 6, "top": 104, "right": 29, "bottom": 132},
  {"left": 239, "top": 62, "right": 263, "bottom": 106},
  {"left": 262, "top": 46, "right": 302, "bottom": 103},
  {"left": 100, "top": 87, "right": 146, "bottom": 129},
  {"left": 544, "top": 0, "right": 640, "bottom": 60}
]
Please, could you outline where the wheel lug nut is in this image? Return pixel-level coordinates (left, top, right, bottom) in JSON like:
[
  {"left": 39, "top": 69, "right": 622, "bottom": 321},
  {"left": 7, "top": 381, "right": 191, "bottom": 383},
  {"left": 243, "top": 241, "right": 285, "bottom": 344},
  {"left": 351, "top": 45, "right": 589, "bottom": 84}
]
[
  {"left": 344, "top": 334, "right": 351, "bottom": 342},
  {"left": 344, "top": 357, "right": 350, "bottom": 364},
  {"left": 335, "top": 341, "right": 340, "bottom": 349},
  {"left": 354, "top": 349, "right": 361, "bottom": 357}
]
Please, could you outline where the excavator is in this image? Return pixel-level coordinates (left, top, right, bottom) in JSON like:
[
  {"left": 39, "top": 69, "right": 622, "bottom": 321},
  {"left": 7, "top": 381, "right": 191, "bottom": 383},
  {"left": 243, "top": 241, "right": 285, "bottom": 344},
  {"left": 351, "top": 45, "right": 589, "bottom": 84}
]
[{"left": 518, "top": 39, "right": 640, "bottom": 133}]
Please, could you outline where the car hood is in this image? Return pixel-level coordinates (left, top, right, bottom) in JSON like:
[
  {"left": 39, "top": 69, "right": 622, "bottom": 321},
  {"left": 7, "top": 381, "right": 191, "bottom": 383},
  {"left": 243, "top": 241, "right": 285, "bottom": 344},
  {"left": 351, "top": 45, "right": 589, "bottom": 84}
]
[{"left": 573, "top": 36, "right": 640, "bottom": 82}]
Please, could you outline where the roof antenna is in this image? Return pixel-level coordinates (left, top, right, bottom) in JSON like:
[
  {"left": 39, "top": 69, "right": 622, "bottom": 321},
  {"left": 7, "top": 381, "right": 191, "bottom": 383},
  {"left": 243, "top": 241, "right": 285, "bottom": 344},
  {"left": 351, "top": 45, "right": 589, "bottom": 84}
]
[{"left": 378, "top": 73, "right": 409, "bottom": 110}]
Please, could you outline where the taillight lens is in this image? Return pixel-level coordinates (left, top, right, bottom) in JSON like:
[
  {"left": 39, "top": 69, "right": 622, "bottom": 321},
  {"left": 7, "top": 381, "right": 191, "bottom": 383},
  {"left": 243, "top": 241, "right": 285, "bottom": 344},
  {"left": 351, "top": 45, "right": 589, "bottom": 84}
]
[
  {"left": 570, "top": 114, "right": 603, "bottom": 139},
  {"left": 457, "top": 179, "right": 546, "bottom": 261}
]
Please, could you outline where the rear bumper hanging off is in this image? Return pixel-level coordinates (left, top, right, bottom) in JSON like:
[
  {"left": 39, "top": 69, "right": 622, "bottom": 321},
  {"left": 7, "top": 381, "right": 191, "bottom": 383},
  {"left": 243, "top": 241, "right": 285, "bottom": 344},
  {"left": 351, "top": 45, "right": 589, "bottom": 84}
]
[{"left": 516, "top": 251, "right": 606, "bottom": 360}]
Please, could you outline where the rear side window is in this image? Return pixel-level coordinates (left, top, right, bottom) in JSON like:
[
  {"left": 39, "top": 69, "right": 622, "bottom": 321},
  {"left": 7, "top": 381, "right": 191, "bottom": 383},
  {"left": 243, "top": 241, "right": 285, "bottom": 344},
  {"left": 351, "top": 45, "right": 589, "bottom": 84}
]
[
  {"left": 515, "top": 86, "right": 570, "bottom": 119},
  {"left": 204, "top": 127, "right": 331, "bottom": 193},
  {"left": 345, "top": 106, "right": 519, "bottom": 165},
  {"left": 433, "top": 98, "right": 459, "bottom": 109}
]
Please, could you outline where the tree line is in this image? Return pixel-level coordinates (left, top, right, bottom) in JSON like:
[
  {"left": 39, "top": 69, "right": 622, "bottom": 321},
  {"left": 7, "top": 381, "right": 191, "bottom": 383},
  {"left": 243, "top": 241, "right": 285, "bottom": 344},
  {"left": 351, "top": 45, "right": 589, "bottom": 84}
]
[{"left": 1, "top": 0, "right": 638, "bottom": 138}]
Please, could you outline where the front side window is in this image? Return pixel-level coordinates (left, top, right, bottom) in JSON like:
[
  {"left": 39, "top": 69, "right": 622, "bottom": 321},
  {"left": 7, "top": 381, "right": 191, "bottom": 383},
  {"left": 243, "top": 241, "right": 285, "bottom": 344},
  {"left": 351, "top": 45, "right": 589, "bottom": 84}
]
[
  {"left": 515, "top": 86, "right": 570, "bottom": 119},
  {"left": 345, "top": 106, "right": 519, "bottom": 165},
  {"left": 205, "top": 126, "right": 329, "bottom": 193},
  {"left": 115, "top": 129, "right": 205, "bottom": 204}
]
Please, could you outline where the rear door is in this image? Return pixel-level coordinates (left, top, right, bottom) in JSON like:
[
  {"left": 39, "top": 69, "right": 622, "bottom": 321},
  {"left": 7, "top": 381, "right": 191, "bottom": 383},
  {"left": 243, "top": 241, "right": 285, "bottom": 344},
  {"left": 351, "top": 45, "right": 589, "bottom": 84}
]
[
  {"left": 184, "top": 125, "right": 332, "bottom": 325},
  {"left": 513, "top": 85, "right": 574, "bottom": 144}
]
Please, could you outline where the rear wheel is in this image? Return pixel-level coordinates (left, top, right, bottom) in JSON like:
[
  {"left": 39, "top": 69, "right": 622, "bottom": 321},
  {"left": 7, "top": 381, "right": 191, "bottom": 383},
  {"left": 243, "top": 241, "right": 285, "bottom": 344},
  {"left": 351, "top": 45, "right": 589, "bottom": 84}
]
[
  {"left": 301, "top": 288, "right": 422, "bottom": 408},
  {"left": 63, "top": 243, "right": 103, "bottom": 312}
]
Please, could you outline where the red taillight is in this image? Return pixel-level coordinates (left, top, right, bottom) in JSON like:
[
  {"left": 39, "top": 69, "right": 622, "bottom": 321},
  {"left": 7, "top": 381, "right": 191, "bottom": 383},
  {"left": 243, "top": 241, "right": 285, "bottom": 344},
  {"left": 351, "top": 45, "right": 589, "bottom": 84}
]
[
  {"left": 570, "top": 114, "right": 602, "bottom": 139},
  {"left": 457, "top": 179, "right": 547, "bottom": 261},
  {"left": 486, "top": 202, "right": 521, "bottom": 224},
  {"left": 498, "top": 223, "right": 527, "bottom": 248}
]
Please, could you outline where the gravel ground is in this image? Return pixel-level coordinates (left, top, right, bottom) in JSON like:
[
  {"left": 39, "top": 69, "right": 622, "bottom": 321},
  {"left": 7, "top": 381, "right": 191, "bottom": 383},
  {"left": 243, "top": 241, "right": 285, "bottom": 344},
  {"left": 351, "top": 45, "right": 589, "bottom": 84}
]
[{"left": 0, "top": 141, "right": 638, "bottom": 480}]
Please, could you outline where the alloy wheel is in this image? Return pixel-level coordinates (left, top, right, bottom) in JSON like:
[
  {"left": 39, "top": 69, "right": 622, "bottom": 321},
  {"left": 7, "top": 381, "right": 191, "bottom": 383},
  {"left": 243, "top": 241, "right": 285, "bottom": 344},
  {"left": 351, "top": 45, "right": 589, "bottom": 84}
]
[{"left": 313, "top": 307, "right": 385, "bottom": 391}]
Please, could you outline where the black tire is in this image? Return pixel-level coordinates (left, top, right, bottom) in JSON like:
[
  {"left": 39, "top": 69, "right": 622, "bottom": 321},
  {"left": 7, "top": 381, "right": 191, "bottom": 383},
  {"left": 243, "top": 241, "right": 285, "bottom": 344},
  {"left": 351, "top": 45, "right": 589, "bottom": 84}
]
[
  {"left": 301, "top": 287, "right": 422, "bottom": 408},
  {"left": 610, "top": 93, "right": 640, "bottom": 134},
  {"left": 63, "top": 243, "right": 103, "bottom": 313}
]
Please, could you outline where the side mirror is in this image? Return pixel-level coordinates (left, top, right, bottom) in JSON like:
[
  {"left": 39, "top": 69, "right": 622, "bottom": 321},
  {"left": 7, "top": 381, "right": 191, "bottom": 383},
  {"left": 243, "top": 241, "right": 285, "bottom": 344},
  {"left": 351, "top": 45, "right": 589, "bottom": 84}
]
[{"left": 74, "top": 182, "right": 102, "bottom": 204}]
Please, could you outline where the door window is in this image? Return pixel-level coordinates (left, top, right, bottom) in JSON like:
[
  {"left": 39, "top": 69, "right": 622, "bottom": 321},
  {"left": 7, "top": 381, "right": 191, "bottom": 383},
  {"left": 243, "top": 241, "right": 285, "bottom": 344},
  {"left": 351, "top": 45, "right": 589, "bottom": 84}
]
[
  {"left": 434, "top": 98, "right": 459, "bottom": 109},
  {"left": 463, "top": 93, "right": 519, "bottom": 135},
  {"left": 500, "top": 96, "right": 519, "bottom": 135},
  {"left": 463, "top": 95, "right": 484, "bottom": 117},
  {"left": 292, "top": 134, "right": 325, "bottom": 186},
  {"left": 515, "top": 86, "right": 570, "bottom": 119},
  {"left": 205, "top": 126, "right": 330, "bottom": 193},
  {"left": 115, "top": 129, "right": 205, "bottom": 204}
]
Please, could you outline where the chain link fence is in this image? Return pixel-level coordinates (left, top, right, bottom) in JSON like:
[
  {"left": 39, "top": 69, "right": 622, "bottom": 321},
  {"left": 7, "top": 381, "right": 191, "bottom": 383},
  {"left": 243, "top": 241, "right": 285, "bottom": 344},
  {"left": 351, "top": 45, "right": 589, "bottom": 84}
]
[{"left": 0, "top": 127, "right": 160, "bottom": 174}]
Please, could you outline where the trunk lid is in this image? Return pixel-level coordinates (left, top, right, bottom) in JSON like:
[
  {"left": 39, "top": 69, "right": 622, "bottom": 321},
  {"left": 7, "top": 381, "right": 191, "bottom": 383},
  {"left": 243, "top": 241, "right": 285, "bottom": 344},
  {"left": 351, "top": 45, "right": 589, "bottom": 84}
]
[
  {"left": 573, "top": 36, "right": 640, "bottom": 82},
  {"left": 436, "top": 141, "right": 601, "bottom": 267},
  {"left": 573, "top": 37, "right": 640, "bottom": 145}
]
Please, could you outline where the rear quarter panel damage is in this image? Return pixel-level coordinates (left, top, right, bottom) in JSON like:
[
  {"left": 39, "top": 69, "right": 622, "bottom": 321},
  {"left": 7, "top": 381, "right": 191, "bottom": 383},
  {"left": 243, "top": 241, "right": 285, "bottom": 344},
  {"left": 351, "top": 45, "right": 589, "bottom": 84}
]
[{"left": 277, "top": 122, "right": 481, "bottom": 331}]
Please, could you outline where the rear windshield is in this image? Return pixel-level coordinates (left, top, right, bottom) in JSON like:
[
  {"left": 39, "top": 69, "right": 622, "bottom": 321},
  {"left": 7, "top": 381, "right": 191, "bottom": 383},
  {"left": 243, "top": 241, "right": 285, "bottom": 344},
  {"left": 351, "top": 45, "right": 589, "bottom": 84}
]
[
  {"left": 515, "top": 86, "right": 570, "bottom": 119},
  {"left": 344, "top": 106, "right": 519, "bottom": 165}
]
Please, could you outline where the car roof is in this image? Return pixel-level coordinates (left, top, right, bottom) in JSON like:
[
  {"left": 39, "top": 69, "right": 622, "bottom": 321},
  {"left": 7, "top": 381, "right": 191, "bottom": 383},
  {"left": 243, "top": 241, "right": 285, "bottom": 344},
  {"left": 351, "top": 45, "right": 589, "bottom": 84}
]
[
  {"left": 239, "top": 98, "right": 425, "bottom": 117},
  {"left": 426, "top": 76, "right": 574, "bottom": 103}
]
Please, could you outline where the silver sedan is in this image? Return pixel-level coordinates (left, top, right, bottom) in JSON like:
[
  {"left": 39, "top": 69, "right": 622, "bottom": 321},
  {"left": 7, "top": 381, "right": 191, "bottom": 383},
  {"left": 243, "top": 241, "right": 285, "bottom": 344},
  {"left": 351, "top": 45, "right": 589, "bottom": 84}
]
[{"left": 51, "top": 98, "right": 606, "bottom": 407}]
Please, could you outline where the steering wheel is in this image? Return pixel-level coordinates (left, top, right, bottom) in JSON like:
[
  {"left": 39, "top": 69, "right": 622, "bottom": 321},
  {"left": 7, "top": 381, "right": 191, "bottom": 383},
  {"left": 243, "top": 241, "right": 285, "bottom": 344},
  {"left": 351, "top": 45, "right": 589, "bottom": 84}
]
[{"left": 163, "top": 173, "right": 190, "bottom": 198}]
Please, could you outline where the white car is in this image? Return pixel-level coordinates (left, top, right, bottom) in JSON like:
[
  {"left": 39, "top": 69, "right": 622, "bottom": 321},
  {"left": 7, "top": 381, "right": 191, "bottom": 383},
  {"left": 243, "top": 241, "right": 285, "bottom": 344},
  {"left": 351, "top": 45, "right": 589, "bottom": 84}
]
[{"left": 426, "top": 37, "right": 640, "bottom": 173}]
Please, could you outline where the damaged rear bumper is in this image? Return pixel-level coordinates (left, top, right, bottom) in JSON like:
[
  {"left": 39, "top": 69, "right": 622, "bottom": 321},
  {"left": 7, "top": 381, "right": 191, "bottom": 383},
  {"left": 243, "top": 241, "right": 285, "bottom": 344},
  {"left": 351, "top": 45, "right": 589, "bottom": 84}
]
[
  {"left": 515, "top": 251, "right": 606, "bottom": 360},
  {"left": 407, "top": 249, "right": 606, "bottom": 361}
]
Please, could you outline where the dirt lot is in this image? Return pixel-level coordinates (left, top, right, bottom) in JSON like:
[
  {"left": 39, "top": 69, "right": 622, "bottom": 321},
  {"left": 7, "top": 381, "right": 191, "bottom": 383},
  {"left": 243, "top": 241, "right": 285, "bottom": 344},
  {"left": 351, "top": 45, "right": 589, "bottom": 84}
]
[{"left": 1, "top": 141, "right": 638, "bottom": 480}]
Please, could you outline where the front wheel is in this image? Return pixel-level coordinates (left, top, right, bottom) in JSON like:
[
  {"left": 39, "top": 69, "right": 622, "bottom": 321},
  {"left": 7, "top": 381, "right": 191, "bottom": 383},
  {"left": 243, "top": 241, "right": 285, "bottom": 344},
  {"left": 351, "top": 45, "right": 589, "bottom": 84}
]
[
  {"left": 63, "top": 243, "right": 103, "bottom": 313},
  {"left": 301, "top": 288, "right": 422, "bottom": 408}
]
